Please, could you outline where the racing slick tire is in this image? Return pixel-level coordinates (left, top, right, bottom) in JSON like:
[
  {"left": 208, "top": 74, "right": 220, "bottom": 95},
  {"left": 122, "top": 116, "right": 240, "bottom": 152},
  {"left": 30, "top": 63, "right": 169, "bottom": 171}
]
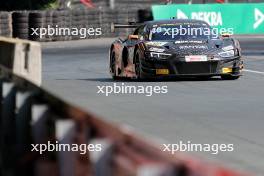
[
  {"left": 221, "top": 75, "right": 240, "bottom": 80},
  {"left": 110, "top": 50, "right": 118, "bottom": 80},
  {"left": 135, "top": 50, "right": 144, "bottom": 80}
]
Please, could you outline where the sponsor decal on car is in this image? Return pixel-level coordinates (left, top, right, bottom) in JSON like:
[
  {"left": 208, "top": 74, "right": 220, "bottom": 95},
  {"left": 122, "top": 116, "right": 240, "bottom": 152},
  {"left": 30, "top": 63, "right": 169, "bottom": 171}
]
[
  {"left": 146, "top": 41, "right": 168, "bottom": 46},
  {"left": 179, "top": 45, "right": 208, "bottom": 49},
  {"left": 185, "top": 55, "right": 208, "bottom": 62},
  {"left": 175, "top": 40, "right": 204, "bottom": 44}
]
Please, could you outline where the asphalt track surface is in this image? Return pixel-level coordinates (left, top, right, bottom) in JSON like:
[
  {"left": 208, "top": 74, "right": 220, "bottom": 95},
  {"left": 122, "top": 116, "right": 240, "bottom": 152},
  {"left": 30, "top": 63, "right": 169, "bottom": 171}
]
[{"left": 42, "top": 37, "right": 264, "bottom": 175}]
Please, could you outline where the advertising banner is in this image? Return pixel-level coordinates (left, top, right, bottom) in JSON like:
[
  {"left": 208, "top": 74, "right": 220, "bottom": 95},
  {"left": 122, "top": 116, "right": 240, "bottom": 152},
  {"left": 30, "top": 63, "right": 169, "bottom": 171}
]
[{"left": 152, "top": 3, "right": 264, "bottom": 34}]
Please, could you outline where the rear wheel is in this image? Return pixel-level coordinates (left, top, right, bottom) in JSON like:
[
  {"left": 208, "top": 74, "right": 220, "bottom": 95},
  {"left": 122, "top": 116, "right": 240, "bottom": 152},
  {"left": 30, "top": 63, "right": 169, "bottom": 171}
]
[{"left": 221, "top": 75, "right": 240, "bottom": 80}]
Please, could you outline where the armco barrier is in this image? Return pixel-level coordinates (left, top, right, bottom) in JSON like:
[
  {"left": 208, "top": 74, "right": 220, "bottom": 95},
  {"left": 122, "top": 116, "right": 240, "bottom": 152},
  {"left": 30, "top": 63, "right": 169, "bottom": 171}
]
[
  {"left": 0, "top": 37, "right": 249, "bottom": 176},
  {"left": 0, "top": 37, "right": 41, "bottom": 86}
]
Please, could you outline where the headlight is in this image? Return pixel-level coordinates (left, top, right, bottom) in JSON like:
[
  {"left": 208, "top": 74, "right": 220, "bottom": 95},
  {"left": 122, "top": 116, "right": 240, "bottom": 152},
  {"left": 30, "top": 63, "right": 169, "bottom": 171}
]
[
  {"left": 218, "top": 50, "right": 235, "bottom": 58},
  {"left": 149, "top": 47, "right": 165, "bottom": 52},
  {"left": 222, "top": 45, "right": 234, "bottom": 51},
  {"left": 150, "top": 52, "right": 172, "bottom": 59}
]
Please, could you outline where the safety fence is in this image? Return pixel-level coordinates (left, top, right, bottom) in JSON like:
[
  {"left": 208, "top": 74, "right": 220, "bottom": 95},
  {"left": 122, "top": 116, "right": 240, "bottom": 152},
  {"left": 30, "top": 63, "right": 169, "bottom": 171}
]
[{"left": 0, "top": 37, "right": 249, "bottom": 176}]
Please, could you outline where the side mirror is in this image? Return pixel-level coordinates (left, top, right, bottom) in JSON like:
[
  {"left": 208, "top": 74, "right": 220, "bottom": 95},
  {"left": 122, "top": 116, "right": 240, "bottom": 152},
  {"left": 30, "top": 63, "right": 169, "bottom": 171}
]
[
  {"left": 221, "top": 33, "right": 231, "bottom": 38},
  {"left": 214, "top": 39, "right": 223, "bottom": 48},
  {"left": 128, "top": 35, "right": 139, "bottom": 40}
]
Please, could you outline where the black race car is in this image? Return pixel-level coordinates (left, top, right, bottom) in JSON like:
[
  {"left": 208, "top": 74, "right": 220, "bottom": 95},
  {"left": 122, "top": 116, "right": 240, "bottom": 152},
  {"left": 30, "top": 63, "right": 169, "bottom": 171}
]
[{"left": 109, "top": 19, "right": 243, "bottom": 80}]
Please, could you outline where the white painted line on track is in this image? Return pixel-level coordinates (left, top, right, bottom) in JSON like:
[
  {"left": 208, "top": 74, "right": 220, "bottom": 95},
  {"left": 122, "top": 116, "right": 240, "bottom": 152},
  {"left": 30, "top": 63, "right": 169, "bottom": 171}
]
[{"left": 244, "top": 69, "right": 264, "bottom": 75}]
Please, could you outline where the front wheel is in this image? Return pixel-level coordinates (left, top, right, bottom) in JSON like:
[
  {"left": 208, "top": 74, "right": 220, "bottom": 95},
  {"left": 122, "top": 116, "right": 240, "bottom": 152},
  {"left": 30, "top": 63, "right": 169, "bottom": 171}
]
[
  {"left": 110, "top": 51, "right": 118, "bottom": 80},
  {"left": 221, "top": 75, "right": 240, "bottom": 80},
  {"left": 135, "top": 51, "right": 143, "bottom": 80}
]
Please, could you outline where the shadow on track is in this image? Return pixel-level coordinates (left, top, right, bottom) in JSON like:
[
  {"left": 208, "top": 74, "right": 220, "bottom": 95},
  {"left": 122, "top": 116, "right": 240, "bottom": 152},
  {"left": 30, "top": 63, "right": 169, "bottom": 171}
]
[{"left": 55, "top": 76, "right": 234, "bottom": 83}]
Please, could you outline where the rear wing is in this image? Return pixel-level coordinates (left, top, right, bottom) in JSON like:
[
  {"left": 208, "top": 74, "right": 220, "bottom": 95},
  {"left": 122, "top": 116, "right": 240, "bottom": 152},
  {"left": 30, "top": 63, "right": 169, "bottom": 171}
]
[{"left": 110, "top": 22, "right": 141, "bottom": 32}]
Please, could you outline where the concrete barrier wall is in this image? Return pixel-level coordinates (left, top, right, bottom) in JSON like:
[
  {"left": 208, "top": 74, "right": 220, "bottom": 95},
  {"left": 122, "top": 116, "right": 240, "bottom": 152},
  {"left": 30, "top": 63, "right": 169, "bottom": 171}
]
[{"left": 0, "top": 37, "right": 41, "bottom": 85}]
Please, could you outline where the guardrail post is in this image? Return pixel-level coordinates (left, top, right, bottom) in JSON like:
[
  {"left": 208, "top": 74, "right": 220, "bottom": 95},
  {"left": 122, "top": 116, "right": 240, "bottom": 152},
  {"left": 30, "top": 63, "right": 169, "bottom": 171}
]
[
  {"left": 15, "top": 90, "right": 35, "bottom": 176},
  {"left": 56, "top": 120, "right": 76, "bottom": 176},
  {"left": 137, "top": 164, "right": 175, "bottom": 176},
  {"left": 15, "top": 91, "right": 33, "bottom": 157},
  {"left": 31, "top": 104, "right": 49, "bottom": 144},
  {"left": 0, "top": 79, "right": 2, "bottom": 176},
  {"left": 109, "top": 0, "right": 115, "bottom": 9},
  {"left": 1, "top": 82, "right": 16, "bottom": 119},
  {"left": 31, "top": 107, "right": 59, "bottom": 176},
  {"left": 0, "top": 79, "right": 3, "bottom": 175},
  {"left": 89, "top": 139, "right": 113, "bottom": 176},
  {"left": 0, "top": 82, "right": 16, "bottom": 176}
]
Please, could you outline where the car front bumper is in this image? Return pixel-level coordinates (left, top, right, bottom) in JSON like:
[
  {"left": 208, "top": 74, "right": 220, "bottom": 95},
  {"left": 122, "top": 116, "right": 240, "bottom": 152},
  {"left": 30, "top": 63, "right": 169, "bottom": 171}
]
[{"left": 140, "top": 55, "right": 243, "bottom": 78}]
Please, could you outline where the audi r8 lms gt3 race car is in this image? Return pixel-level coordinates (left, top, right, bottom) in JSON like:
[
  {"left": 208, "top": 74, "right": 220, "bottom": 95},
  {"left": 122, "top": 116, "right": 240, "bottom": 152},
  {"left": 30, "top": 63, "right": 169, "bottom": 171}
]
[{"left": 109, "top": 19, "right": 243, "bottom": 80}]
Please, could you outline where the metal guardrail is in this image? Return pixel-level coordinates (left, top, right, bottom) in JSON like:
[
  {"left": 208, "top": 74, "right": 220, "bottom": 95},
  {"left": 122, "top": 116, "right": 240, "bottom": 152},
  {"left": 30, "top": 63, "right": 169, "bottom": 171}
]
[
  {"left": 0, "top": 68, "right": 248, "bottom": 176},
  {"left": 0, "top": 37, "right": 249, "bottom": 176}
]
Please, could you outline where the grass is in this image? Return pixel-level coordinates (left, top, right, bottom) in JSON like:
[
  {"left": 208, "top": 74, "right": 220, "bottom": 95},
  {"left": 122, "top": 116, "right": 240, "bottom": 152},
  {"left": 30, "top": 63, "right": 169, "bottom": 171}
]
[{"left": 40, "top": 0, "right": 59, "bottom": 10}]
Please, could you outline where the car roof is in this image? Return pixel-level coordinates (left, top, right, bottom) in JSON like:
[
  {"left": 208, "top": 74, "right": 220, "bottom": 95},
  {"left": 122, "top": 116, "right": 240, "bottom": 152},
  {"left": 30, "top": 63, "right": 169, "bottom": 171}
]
[{"left": 144, "top": 19, "right": 209, "bottom": 26}]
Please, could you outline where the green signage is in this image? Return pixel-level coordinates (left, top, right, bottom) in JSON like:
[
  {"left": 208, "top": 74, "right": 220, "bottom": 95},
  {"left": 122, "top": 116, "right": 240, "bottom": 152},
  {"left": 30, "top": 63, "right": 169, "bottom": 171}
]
[{"left": 152, "top": 3, "right": 264, "bottom": 34}]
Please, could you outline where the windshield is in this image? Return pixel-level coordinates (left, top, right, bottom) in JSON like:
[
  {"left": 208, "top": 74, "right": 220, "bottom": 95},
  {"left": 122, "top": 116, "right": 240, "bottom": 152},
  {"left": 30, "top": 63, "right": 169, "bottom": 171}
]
[{"left": 149, "top": 23, "right": 217, "bottom": 41}]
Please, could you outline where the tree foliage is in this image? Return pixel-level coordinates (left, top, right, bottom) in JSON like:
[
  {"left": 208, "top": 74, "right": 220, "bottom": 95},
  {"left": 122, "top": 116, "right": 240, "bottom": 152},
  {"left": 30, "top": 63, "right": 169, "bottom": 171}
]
[{"left": 0, "top": 0, "right": 58, "bottom": 11}]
